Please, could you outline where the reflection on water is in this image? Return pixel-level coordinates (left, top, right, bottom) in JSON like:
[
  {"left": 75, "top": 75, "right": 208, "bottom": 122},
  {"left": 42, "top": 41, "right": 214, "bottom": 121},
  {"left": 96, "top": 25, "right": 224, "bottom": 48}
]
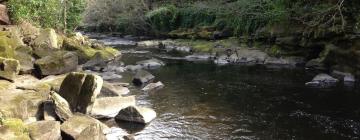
[{"left": 98, "top": 39, "right": 360, "bottom": 139}]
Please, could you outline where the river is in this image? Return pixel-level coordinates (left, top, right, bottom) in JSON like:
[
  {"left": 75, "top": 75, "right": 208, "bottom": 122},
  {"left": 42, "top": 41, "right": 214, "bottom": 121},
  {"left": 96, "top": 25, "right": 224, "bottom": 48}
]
[{"left": 95, "top": 35, "right": 360, "bottom": 140}]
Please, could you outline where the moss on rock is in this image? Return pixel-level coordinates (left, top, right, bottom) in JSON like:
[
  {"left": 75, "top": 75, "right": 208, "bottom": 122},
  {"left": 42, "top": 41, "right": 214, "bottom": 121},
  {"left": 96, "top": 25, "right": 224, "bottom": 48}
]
[{"left": 0, "top": 118, "right": 30, "bottom": 140}]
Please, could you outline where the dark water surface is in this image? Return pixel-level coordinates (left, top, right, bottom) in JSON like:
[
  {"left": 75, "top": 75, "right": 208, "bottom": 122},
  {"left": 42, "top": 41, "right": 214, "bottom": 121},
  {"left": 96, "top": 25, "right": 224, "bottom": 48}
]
[{"left": 95, "top": 36, "right": 360, "bottom": 140}]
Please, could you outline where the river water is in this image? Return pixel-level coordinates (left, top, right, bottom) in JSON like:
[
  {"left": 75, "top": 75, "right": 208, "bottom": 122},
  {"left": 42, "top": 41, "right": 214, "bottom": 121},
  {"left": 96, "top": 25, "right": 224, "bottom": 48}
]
[{"left": 96, "top": 36, "right": 360, "bottom": 140}]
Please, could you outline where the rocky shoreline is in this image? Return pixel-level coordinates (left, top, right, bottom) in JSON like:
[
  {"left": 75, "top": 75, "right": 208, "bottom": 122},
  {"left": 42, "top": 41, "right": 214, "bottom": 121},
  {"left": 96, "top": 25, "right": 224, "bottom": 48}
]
[{"left": 0, "top": 22, "right": 165, "bottom": 140}]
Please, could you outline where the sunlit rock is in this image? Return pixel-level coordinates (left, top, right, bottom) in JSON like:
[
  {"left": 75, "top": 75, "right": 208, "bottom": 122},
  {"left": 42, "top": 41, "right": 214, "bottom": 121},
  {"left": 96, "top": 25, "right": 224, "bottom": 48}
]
[
  {"left": 91, "top": 96, "right": 136, "bottom": 118},
  {"left": 27, "top": 120, "right": 61, "bottom": 140}
]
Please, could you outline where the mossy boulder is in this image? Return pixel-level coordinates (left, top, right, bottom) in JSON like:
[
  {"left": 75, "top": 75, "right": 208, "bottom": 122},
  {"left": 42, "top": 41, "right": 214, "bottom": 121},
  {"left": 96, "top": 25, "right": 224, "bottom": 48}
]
[
  {"left": 33, "top": 28, "right": 59, "bottom": 49},
  {"left": 34, "top": 51, "right": 78, "bottom": 76},
  {"left": 49, "top": 91, "right": 73, "bottom": 121},
  {"left": 0, "top": 26, "right": 25, "bottom": 49},
  {"left": 63, "top": 37, "right": 120, "bottom": 64},
  {"left": 60, "top": 114, "right": 108, "bottom": 139},
  {"left": 0, "top": 36, "right": 16, "bottom": 58},
  {"left": 59, "top": 72, "right": 103, "bottom": 114},
  {"left": 0, "top": 118, "right": 30, "bottom": 140},
  {"left": 27, "top": 121, "right": 61, "bottom": 140},
  {"left": 0, "top": 57, "right": 20, "bottom": 82},
  {"left": 14, "top": 46, "right": 34, "bottom": 73}
]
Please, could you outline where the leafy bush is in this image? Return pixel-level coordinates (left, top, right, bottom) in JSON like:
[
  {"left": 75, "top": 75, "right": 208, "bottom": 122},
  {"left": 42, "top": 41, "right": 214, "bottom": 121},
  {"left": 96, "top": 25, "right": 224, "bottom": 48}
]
[{"left": 7, "top": 0, "right": 86, "bottom": 31}]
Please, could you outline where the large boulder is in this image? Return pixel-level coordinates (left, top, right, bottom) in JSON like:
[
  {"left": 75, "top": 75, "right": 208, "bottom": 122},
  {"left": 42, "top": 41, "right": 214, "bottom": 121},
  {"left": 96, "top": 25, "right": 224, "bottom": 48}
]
[
  {"left": 0, "top": 57, "right": 20, "bottom": 82},
  {"left": 0, "top": 4, "right": 10, "bottom": 25},
  {"left": 59, "top": 72, "right": 103, "bottom": 114},
  {"left": 27, "top": 121, "right": 61, "bottom": 140},
  {"left": 14, "top": 46, "right": 35, "bottom": 73},
  {"left": 35, "top": 51, "right": 78, "bottom": 76},
  {"left": 0, "top": 118, "right": 30, "bottom": 140},
  {"left": 132, "top": 70, "right": 155, "bottom": 86},
  {"left": 60, "top": 114, "right": 108, "bottom": 139},
  {"left": 115, "top": 106, "right": 156, "bottom": 124},
  {"left": 305, "top": 73, "right": 339, "bottom": 87},
  {"left": 33, "top": 28, "right": 59, "bottom": 49},
  {"left": 90, "top": 96, "right": 136, "bottom": 118},
  {"left": 77, "top": 123, "right": 106, "bottom": 140},
  {"left": 50, "top": 91, "right": 73, "bottom": 121}
]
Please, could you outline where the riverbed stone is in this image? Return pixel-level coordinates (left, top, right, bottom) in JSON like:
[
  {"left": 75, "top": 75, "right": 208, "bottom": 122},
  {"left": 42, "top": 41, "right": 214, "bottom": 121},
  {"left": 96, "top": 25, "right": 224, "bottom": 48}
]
[
  {"left": 125, "top": 65, "right": 142, "bottom": 71},
  {"left": 59, "top": 72, "right": 103, "bottom": 114},
  {"left": 90, "top": 96, "right": 136, "bottom": 118},
  {"left": 99, "top": 81, "right": 130, "bottom": 97},
  {"left": 0, "top": 118, "right": 30, "bottom": 140},
  {"left": 115, "top": 106, "right": 156, "bottom": 124},
  {"left": 50, "top": 91, "right": 73, "bottom": 121},
  {"left": 132, "top": 70, "right": 155, "bottom": 86},
  {"left": 27, "top": 120, "right": 61, "bottom": 140},
  {"left": 35, "top": 51, "right": 78, "bottom": 76},
  {"left": 0, "top": 57, "right": 20, "bottom": 82},
  {"left": 33, "top": 28, "right": 59, "bottom": 49},
  {"left": 142, "top": 81, "right": 164, "bottom": 92},
  {"left": 136, "top": 58, "right": 165, "bottom": 69},
  {"left": 305, "top": 73, "right": 339, "bottom": 87},
  {"left": 77, "top": 123, "right": 106, "bottom": 140},
  {"left": 60, "top": 114, "right": 109, "bottom": 139}
]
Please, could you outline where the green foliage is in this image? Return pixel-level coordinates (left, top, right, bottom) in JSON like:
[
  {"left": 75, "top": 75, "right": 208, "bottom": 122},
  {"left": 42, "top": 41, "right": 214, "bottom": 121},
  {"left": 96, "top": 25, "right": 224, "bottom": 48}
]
[{"left": 7, "top": 0, "right": 86, "bottom": 31}]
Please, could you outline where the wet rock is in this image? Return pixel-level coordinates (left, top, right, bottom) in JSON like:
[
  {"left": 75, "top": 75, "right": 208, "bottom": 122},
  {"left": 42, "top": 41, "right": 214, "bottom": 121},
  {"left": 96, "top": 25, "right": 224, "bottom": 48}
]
[
  {"left": 214, "top": 55, "right": 229, "bottom": 65},
  {"left": 35, "top": 51, "right": 78, "bottom": 76},
  {"left": 132, "top": 70, "right": 155, "bottom": 86},
  {"left": 136, "top": 58, "right": 165, "bottom": 69},
  {"left": 236, "top": 48, "right": 268, "bottom": 64},
  {"left": 332, "top": 70, "right": 356, "bottom": 83},
  {"left": 90, "top": 96, "right": 136, "bottom": 118},
  {"left": 115, "top": 106, "right": 156, "bottom": 124},
  {"left": 142, "top": 81, "right": 164, "bottom": 92},
  {"left": 33, "top": 28, "right": 59, "bottom": 49},
  {"left": 306, "top": 58, "right": 326, "bottom": 70},
  {"left": 125, "top": 65, "right": 142, "bottom": 71},
  {"left": 0, "top": 57, "right": 20, "bottom": 82},
  {"left": 103, "top": 127, "right": 129, "bottom": 140},
  {"left": 0, "top": 4, "right": 10, "bottom": 25},
  {"left": 0, "top": 118, "right": 30, "bottom": 140},
  {"left": 99, "top": 81, "right": 130, "bottom": 97},
  {"left": 305, "top": 73, "right": 339, "bottom": 87},
  {"left": 50, "top": 91, "right": 73, "bottom": 121},
  {"left": 100, "top": 71, "right": 122, "bottom": 81},
  {"left": 27, "top": 120, "right": 61, "bottom": 140},
  {"left": 77, "top": 123, "right": 106, "bottom": 140},
  {"left": 83, "top": 52, "right": 108, "bottom": 71},
  {"left": 60, "top": 114, "right": 109, "bottom": 139},
  {"left": 59, "top": 72, "right": 103, "bottom": 114},
  {"left": 265, "top": 57, "right": 305, "bottom": 66},
  {"left": 185, "top": 54, "right": 213, "bottom": 61}
]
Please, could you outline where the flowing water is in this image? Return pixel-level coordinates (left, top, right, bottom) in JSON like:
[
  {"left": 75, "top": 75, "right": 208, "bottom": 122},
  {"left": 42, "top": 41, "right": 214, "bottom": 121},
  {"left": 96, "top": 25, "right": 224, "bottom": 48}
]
[{"left": 96, "top": 35, "right": 360, "bottom": 140}]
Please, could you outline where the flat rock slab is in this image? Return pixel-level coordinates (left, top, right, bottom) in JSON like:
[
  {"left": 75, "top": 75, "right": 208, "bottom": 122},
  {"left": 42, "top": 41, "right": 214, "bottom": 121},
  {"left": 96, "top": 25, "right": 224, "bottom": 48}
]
[
  {"left": 91, "top": 96, "right": 136, "bottom": 118},
  {"left": 61, "top": 114, "right": 109, "bottom": 139},
  {"left": 27, "top": 120, "right": 61, "bottom": 140},
  {"left": 35, "top": 51, "right": 78, "bottom": 76},
  {"left": 115, "top": 106, "right": 156, "bottom": 124},
  {"left": 99, "top": 81, "right": 130, "bottom": 97}
]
